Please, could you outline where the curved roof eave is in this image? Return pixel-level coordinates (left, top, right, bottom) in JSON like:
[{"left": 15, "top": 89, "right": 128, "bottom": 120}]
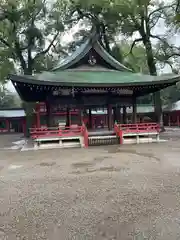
[
  {"left": 93, "top": 41, "right": 132, "bottom": 72},
  {"left": 52, "top": 28, "right": 98, "bottom": 71},
  {"left": 9, "top": 73, "right": 180, "bottom": 87}
]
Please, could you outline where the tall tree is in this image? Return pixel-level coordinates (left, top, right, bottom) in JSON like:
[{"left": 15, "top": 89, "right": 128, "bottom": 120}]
[
  {"left": 0, "top": 0, "right": 70, "bottom": 75},
  {"left": 112, "top": 41, "right": 153, "bottom": 104},
  {"left": 112, "top": 41, "right": 150, "bottom": 73},
  {"left": 72, "top": 0, "right": 177, "bottom": 128},
  {"left": 0, "top": 0, "right": 73, "bottom": 136}
]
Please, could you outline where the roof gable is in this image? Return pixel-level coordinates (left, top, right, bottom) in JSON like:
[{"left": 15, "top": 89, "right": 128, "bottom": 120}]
[{"left": 52, "top": 30, "right": 131, "bottom": 72}]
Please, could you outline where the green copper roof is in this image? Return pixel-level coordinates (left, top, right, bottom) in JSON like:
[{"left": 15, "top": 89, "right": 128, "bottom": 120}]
[
  {"left": 52, "top": 29, "right": 131, "bottom": 72},
  {"left": 10, "top": 71, "right": 180, "bottom": 87}
]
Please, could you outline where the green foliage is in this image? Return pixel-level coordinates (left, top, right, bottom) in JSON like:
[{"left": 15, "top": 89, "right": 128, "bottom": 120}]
[
  {"left": 0, "top": 87, "right": 22, "bottom": 108},
  {"left": 0, "top": 0, "right": 70, "bottom": 74},
  {"left": 111, "top": 42, "right": 153, "bottom": 104},
  {"left": 0, "top": 0, "right": 179, "bottom": 109},
  {"left": 112, "top": 41, "right": 150, "bottom": 73},
  {"left": 0, "top": 48, "right": 15, "bottom": 84}
]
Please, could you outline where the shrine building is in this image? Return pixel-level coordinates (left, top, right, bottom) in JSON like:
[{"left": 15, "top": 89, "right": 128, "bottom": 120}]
[{"left": 8, "top": 28, "right": 180, "bottom": 148}]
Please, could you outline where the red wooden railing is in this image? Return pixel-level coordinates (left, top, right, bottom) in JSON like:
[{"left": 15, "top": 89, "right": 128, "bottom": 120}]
[
  {"left": 114, "top": 122, "right": 160, "bottom": 144},
  {"left": 119, "top": 123, "right": 160, "bottom": 133},
  {"left": 30, "top": 125, "right": 83, "bottom": 139}
]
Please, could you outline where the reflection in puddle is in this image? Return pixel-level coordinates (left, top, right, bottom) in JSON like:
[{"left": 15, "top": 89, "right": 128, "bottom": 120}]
[{"left": 8, "top": 165, "right": 23, "bottom": 170}]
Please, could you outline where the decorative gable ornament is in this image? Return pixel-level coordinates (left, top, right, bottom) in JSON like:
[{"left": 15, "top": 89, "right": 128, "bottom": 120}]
[{"left": 88, "top": 54, "right": 96, "bottom": 66}]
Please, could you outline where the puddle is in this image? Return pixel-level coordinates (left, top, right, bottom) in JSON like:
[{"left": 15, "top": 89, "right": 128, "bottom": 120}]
[
  {"left": 134, "top": 152, "right": 160, "bottom": 161},
  {"left": 8, "top": 165, "right": 23, "bottom": 170},
  {"left": 108, "top": 148, "right": 160, "bottom": 161},
  {"left": 71, "top": 166, "right": 130, "bottom": 174},
  {"left": 93, "top": 156, "right": 110, "bottom": 162},
  {"left": 72, "top": 156, "right": 112, "bottom": 169},
  {"left": 72, "top": 162, "right": 94, "bottom": 168},
  {"left": 94, "top": 166, "right": 129, "bottom": 173},
  {"left": 39, "top": 162, "right": 56, "bottom": 167},
  {"left": 12, "top": 140, "right": 26, "bottom": 145}
]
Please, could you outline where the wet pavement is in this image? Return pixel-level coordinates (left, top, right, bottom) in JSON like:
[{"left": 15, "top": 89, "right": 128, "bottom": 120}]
[{"left": 0, "top": 130, "right": 180, "bottom": 239}]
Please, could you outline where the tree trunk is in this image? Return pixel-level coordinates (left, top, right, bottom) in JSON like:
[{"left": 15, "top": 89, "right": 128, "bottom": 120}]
[
  {"left": 143, "top": 38, "right": 164, "bottom": 131},
  {"left": 23, "top": 67, "right": 35, "bottom": 137}
]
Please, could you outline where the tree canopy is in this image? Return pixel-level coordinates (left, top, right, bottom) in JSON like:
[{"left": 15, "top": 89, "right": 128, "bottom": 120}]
[{"left": 0, "top": 0, "right": 180, "bottom": 109}]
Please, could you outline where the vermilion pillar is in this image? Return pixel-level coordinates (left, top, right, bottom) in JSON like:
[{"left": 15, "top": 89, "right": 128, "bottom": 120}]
[
  {"left": 123, "top": 106, "right": 127, "bottom": 124},
  {"left": 36, "top": 103, "right": 41, "bottom": 128},
  {"left": 177, "top": 115, "right": 179, "bottom": 127},
  {"left": 78, "top": 107, "right": 83, "bottom": 126},
  {"left": 132, "top": 98, "right": 137, "bottom": 124},
  {"left": 46, "top": 101, "right": 53, "bottom": 127},
  {"left": 6, "top": 119, "right": 10, "bottom": 132},
  {"left": 116, "top": 106, "right": 121, "bottom": 124},
  {"left": 154, "top": 91, "right": 164, "bottom": 130},
  {"left": 107, "top": 104, "right": 113, "bottom": 130},
  {"left": 119, "top": 107, "right": 123, "bottom": 123},
  {"left": 22, "top": 119, "right": 26, "bottom": 136},
  {"left": 66, "top": 107, "right": 70, "bottom": 127},
  {"left": 88, "top": 108, "right": 92, "bottom": 129}
]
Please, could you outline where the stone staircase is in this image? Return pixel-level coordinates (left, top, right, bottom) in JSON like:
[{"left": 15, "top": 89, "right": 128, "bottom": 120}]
[{"left": 88, "top": 130, "right": 119, "bottom": 146}]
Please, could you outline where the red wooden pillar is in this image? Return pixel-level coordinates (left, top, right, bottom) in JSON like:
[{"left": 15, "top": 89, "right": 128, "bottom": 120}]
[
  {"left": 46, "top": 101, "right": 53, "bottom": 127},
  {"left": 36, "top": 103, "right": 41, "bottom": 128},
  {"left": 66, "top": 107, "right": 70, "bottom": 127},
  {"left": 116, "top": 107, "right": 121, "bottom": 124},
  {"left": 107, "top": 104, "right": 112, "bottom": 130},
  {"left": 113, "top": 107, "right": 117, "bottom": 123},
  {"left": 132, "top": 98, "right": 137, "bottom": 124},
  {"left": 6, "top": 119, "right": 10, "bottom": 132},
  {"left": 168, "top": 114, "right": 171, "bottom": 127},
  {"left": 177, "top": 115, "right": 179, "bottom": 127},
  {"left": 22, "top": 118, "right": 26, "bottom": 136},
  {"left": 77, "top": 105, "right": 83, "bottom": 126},
  {"left": 123, "top": 106, "right": 127, "bottom": 124},
  {"left": 88, "top": 108, "right": 92, "bottom": 129}
]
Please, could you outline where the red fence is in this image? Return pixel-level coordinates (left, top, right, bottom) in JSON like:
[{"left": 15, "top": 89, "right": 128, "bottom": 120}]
[
  {"left": 114, "top": 123, "right": 160, "bottom": 144},
  {"left": 119, "top": 123, "right": 160, "bottom": 133},
  {"left": 30, "top": 125, "right": 84, "bottom": 139}
]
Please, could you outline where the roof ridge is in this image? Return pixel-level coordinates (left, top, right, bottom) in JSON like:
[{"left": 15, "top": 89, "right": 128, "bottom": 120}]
[{"left": 52, "top": 26, "right": 132, "bottom": 72}]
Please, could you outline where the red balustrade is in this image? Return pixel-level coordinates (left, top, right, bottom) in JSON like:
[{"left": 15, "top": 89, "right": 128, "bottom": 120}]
[
  {"left": 119, "top": 123, "right": 160, "bottom": 133},
  {"left": 114, "top": 122, "right": 160, "bottom": 144},
  {"left": 30, "top": 125, "right": 83, "bottom": 139}
]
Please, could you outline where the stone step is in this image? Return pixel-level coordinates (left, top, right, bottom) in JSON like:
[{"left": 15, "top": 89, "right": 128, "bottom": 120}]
[
  {"left": 88, "top": 135, "right": 119, "bottom": 146},
  {"left": 35, "top": 142, "right": 81, "bottom": 150}
]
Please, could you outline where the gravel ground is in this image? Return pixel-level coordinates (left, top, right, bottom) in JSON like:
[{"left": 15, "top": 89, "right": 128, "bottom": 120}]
[{"left": 0, "top": 131, "right": 180, "bottom": 239}]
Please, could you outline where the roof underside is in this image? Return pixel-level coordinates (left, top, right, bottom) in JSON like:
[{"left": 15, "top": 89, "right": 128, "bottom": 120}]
[
  {"left": 10, "top": 71, "right": 180, "bottom": 102},
  {"left": 10, "top": 71, "right": 180, "bottom": 86}
]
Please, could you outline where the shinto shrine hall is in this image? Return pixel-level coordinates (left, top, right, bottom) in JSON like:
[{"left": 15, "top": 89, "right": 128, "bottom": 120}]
[{"left": 9, "top": 28, "right": 180, "bottom": 149}]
